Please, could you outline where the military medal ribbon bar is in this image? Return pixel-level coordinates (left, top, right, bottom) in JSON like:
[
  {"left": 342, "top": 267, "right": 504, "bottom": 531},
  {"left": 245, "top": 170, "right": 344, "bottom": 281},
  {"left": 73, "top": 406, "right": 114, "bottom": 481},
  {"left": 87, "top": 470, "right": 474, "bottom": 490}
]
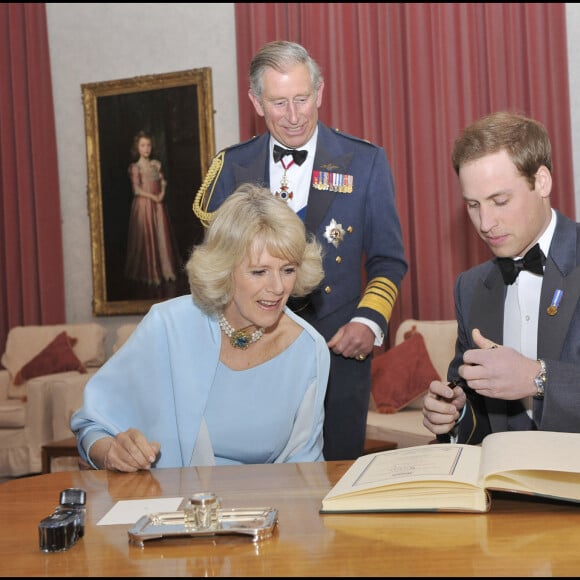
[{"left": 312, "top": 171, "right": 353, "bottom": 193}]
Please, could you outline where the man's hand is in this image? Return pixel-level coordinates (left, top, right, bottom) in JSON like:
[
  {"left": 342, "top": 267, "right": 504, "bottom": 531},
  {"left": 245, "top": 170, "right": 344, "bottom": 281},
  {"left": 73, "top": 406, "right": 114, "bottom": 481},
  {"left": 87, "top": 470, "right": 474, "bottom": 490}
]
[
  {"left": 327, "top": 321, "right": 375, "bottom": 360},
  {"left": 422, "top": 379, "right": 466, "bottom": 435},
  {"left": 460, "top": 328, "right": 538, "bottom": 400}
]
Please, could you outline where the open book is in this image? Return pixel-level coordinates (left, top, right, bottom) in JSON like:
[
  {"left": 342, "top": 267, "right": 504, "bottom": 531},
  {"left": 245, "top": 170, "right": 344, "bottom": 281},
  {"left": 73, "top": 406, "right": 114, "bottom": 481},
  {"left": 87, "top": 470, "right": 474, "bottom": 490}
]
[{"left": 321, "top": 431, "right": 580, "bottom": 513}]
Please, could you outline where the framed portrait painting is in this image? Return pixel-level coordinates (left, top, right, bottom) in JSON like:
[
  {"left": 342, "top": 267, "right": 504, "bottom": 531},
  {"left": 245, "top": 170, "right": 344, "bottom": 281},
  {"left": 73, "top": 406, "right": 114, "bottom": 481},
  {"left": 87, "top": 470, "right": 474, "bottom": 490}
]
[{"left": 82, "top": 67, "right": 215, "bottom": 315}]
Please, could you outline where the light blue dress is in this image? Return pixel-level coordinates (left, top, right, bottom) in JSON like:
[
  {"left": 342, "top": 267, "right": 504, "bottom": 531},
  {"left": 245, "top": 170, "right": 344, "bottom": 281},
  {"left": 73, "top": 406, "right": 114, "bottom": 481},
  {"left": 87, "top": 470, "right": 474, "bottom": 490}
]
[{"left": 70, "top": 295, "right": 330, "bottom": 468}]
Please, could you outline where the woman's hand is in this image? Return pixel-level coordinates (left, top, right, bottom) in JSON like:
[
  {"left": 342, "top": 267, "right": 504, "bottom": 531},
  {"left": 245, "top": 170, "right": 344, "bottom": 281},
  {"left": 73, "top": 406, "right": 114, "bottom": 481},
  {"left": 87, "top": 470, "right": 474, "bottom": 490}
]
[{"left": 90, "top": 428, "right": 160, "bottom": 472}]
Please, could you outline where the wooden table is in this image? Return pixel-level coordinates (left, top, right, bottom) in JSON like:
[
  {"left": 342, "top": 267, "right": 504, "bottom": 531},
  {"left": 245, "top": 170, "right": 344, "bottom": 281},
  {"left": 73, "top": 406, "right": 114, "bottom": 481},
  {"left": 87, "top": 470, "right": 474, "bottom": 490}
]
[
  {"left": 362, "top": 437, "right": 397, "bottom": 455},
  {"left": 2, "top": 461, "right": 580, "bottom": 576}
]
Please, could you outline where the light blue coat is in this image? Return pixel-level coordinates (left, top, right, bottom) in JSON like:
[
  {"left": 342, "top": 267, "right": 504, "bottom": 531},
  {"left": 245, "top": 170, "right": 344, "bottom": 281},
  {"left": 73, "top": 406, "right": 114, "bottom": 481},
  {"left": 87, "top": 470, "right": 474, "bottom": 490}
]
[{"left": 71, "top": 295, "right": 330, "bottom": 468}]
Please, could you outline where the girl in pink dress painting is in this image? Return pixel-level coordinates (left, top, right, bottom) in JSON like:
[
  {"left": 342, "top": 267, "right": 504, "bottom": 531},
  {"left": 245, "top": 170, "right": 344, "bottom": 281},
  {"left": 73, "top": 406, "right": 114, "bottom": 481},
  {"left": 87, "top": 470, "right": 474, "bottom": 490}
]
[{"left": 124, "top": 131, "right": 179, "bottom": 286}]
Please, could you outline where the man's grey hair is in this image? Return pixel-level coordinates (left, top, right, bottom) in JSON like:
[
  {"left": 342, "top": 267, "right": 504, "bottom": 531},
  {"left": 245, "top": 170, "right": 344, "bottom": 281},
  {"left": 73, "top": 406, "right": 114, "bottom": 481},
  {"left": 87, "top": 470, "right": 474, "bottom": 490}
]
[{"left": 249, "top": 40, "right": 323, "bottom": 100}]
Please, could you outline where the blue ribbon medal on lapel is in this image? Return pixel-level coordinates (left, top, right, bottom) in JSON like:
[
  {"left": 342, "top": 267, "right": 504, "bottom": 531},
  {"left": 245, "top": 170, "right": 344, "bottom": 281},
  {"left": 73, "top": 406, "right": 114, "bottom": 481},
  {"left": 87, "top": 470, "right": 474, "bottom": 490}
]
[{"left": 547, "top": 289, "right": 563, "bottom": 316}]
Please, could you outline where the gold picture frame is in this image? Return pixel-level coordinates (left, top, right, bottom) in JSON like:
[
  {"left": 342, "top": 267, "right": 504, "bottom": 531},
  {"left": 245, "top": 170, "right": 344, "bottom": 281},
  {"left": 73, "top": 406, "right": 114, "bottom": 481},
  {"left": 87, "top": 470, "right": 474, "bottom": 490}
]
[{"left": 82, "top": 67, "right": 215, "bottom": 316}]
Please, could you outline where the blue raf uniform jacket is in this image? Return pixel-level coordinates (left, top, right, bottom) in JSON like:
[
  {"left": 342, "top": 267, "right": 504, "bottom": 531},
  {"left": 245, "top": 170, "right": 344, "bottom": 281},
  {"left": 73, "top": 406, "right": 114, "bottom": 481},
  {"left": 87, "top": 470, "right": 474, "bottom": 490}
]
[{"left": 193, "top": 122, "right": 408, "bottom": 340}]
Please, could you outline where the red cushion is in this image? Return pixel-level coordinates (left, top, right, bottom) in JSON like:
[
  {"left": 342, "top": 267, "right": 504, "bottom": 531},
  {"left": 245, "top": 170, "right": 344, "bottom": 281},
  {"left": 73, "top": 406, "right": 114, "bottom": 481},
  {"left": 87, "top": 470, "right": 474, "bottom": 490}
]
[
  {"left": 13, "top": 331, "right": 87, "bottom": 385},
  {"left": 371, "top": 330, "right": 440, "bottom": 414}
]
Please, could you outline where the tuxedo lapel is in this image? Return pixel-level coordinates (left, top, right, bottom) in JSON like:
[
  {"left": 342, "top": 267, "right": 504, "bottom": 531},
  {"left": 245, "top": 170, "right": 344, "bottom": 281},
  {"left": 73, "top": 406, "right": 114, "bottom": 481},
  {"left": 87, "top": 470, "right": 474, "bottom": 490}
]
[
  {"left": 538, "top": 214, "right": 580, "bottom": 360},
  {"left": 469, "top": 266, "right": 508, "bottom": 432},
  {"left": 470, "top": 267, "right": 505, "bottom": 346}
]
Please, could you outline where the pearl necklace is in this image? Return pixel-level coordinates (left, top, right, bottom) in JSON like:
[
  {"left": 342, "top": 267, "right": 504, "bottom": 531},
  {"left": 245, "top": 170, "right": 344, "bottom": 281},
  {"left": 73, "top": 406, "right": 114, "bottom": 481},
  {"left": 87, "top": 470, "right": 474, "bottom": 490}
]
[{"left": 218, "top": 314, "right": 265, "bottom": 350}]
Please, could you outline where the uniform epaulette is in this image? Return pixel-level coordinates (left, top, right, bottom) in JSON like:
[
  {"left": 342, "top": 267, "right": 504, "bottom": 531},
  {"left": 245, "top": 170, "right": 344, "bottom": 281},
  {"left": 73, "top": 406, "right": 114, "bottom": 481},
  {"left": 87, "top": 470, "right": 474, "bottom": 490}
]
[
  {"left": 209, "top": 135, "right": 259, "bottom": 158},
  {"left": 331, "top": 127, "right": 374, "bottom": 146},
  {"left": 224, "top": 134, "right": 260, "bottom": 150}
]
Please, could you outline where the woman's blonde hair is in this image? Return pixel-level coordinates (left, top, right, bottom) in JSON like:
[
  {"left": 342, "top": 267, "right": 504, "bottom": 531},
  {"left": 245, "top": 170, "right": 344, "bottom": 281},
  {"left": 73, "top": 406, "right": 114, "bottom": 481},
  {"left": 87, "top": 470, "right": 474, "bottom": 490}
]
[{"left": 187, "top": 183, "right": 324, "bottom": 315}]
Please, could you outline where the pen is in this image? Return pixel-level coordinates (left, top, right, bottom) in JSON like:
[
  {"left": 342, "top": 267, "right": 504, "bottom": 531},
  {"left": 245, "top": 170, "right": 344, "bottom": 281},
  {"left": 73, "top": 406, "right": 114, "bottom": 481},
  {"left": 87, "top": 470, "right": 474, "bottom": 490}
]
[{"left": 437, "top": 380, "right": 459, "bottom": 401}]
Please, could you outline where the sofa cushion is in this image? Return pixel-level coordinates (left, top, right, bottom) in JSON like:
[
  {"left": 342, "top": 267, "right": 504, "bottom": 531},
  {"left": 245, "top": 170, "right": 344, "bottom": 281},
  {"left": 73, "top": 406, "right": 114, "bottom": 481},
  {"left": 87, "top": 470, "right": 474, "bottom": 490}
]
[
  {"left": 1, "top": 323, "right": 106, "bottom": 398},
  {"left": 371, "top": 331, "right": 439, "bottom": 414},
  {"left": 1, "top": 323, "right": 106, "bottom": 377},
  {"left": 13, "top": 331, "right": 86, "bottom": 386}
]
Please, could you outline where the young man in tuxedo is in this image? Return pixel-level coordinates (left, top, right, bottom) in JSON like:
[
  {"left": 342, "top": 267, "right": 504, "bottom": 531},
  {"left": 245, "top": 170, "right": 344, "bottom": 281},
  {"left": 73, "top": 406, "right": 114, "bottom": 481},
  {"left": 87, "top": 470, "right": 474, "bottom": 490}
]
[{"left": 423, "top": 111, "right": 580, "bottom": 443}]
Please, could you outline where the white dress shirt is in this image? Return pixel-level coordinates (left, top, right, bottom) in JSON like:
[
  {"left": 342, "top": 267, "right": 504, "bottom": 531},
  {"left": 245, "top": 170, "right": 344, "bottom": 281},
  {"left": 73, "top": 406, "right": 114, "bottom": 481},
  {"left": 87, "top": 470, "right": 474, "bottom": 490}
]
[{"left": 503, "top": 208, "right": 556, "bottom": 416}]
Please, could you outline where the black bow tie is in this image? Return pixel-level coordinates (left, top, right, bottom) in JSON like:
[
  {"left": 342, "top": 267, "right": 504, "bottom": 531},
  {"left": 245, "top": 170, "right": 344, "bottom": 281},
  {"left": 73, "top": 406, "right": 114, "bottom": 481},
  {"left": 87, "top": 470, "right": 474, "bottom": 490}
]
[
  {"left": 273, "top": 144, "right": 308, "bottom": 166},
  {"left": 495, "top": 243, "right": 546, "bottom": 285}
]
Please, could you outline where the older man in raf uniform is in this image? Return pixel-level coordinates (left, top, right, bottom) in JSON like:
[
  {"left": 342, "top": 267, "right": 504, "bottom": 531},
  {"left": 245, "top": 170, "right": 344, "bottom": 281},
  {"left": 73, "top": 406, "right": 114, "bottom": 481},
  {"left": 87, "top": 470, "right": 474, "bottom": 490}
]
[{"left": 193, "top": 40, "right": 407, "bottom": 460}]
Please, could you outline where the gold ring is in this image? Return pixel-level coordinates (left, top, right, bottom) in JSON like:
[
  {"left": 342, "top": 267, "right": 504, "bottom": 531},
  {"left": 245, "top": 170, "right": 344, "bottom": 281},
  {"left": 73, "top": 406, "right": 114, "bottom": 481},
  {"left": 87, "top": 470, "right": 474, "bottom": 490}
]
[{"left": 356, "top": 353, "right": 367, "bottom": 361}]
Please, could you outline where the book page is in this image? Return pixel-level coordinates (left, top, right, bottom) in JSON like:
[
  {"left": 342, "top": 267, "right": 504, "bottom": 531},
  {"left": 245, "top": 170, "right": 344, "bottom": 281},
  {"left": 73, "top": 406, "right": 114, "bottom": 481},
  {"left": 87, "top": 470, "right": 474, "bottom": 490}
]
[
  {"left": 479, "top": 430, "right": 580, "bottom": 498},
  {"left": 353, "top": 445, "right": 473, "bottom": 486},
  {"left": 325, "top": 443, "right": 483, "bottom": 500}
]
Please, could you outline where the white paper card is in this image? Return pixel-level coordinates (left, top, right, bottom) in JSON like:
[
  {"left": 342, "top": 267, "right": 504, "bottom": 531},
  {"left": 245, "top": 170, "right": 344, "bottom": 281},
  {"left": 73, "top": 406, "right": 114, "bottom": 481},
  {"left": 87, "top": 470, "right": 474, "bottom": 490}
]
[{"left": 97, "top": 497, "right": 184, "bottom": 525}]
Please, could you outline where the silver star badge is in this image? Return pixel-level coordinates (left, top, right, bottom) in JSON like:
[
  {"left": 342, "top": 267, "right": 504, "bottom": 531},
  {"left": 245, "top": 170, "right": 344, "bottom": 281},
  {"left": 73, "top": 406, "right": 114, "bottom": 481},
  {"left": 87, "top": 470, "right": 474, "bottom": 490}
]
[{"left": 323, "top": 219, "right": 345, "bottom": 248}]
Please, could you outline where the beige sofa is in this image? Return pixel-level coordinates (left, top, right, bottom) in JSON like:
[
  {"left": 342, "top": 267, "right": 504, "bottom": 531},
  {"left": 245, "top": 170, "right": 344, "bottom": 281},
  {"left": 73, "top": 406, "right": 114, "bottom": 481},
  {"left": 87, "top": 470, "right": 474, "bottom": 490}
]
[
  {"left": 0, "top": 323, "right": 107, "bottom": 477},
  {"left": 365, "top": 319, "right": 458, "bottom": 449}
]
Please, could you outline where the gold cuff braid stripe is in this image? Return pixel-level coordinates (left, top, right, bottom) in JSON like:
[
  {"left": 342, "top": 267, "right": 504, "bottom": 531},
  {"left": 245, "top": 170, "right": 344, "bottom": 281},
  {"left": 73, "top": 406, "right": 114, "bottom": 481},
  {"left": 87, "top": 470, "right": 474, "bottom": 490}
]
[
  {"left": 192, "top": 151, "right": 225, "bottom": 228},
  {"left": 357, "top": 277, "right": 398, "bottom": 322}
]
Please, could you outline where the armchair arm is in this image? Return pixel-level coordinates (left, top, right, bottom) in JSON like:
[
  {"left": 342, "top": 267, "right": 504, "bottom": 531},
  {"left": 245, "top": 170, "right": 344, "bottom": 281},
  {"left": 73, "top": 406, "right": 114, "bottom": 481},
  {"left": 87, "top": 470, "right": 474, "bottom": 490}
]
[
  {"left": 26, "top": 370, "right": 96, "bottom": 448},
  {"left": 26, "top": 375, "right": 61, "bottom": 449},
  {"left": 0, "top": 370, "right": 10, "bottom": 401},
  {"left": 49, "top": 373, "right": 93, "bottom": 441}
]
